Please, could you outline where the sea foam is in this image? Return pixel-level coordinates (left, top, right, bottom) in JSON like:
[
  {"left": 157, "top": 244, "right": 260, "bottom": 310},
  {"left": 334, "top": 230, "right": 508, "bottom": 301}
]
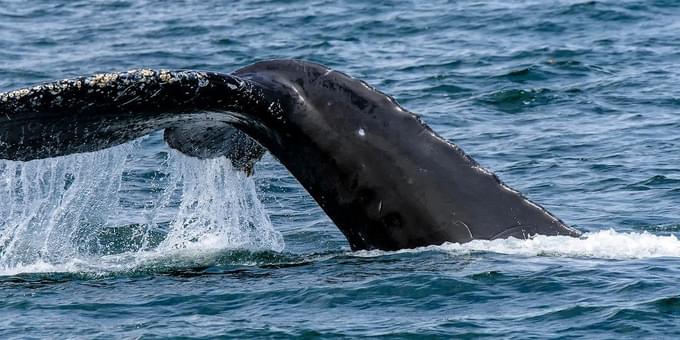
[{"left": 355, "top": 229, "right": 680, "bottom": 260}]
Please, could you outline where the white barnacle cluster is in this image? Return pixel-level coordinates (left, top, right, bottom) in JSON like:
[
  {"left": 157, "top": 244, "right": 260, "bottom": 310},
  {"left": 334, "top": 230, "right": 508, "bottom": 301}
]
[
  {"left": 87, "top": 72, "right": 120, "bottom": 88},
  {"left": 125, "top": 69, "right": 157, "bottom": 84},
  {"left": 158, "top": 69, "right": 175, "bottom": 83},
  {"left": 4, "top": 88, "right": 31, "bottom": 101},
  {"left": 268, "top": 101, "right": 285, "bottom": 120},
  {"left": 1, "top": 88, "right": 32, "bottom": 118},
  {"left": 1, "top": 88, "right": 33, "bottom": 115},
  {"left": 164, "top": 70, "right": 195, "bottom": 85},
  {"left": 53, "top": 80, "right": 79, "bottom": 96},
  {"left": 44, "top": 83, "right": 62, "bottom": 96},
  {"left": 139, "top": 69, "right": 154, "bottom": 78},
  {"left": 1, "top": 79, "right": 80, "bottom": 113},
  {"left": 121, "top": 69, "right": 160, "bottom": 95}
]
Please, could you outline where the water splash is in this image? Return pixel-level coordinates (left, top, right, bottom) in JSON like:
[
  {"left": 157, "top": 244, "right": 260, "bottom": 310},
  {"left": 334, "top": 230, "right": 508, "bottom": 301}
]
[
  {"left": 356, "top": 229, "right": 680, "bottom": 260},
  {"left": 0, "top": 141, "right": 283, "bottom": 276},
  {"left": 148, "top": 150, "right": 283, "bottom": 254}
]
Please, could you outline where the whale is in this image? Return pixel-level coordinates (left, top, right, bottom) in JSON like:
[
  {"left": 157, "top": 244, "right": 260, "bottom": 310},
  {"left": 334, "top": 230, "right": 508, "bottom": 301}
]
[{"left": 0, "top": 59, "right": 582, "bottom": 250}]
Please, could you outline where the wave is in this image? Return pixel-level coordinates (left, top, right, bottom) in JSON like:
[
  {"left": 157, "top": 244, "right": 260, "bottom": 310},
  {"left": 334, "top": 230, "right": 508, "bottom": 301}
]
[{"left": 356, "top": 229, "right": 680, "bottom": 260}]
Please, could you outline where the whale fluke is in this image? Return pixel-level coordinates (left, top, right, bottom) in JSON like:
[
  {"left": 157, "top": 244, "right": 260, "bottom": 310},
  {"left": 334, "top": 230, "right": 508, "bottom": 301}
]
[
  {"left": 0, "top": 70, "right": 268, "bottom": 161},
  {"left": 0, "top": 60, "right": 582, "bottom": 250}
]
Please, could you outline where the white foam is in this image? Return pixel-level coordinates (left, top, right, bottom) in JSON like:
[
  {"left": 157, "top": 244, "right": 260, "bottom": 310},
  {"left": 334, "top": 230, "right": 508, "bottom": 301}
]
[{"left": 355, "top": 229, "right": 680, "bottom": 260}]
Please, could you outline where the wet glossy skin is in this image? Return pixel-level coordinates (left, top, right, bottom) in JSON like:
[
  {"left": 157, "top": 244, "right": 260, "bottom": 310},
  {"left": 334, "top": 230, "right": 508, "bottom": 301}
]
[{"left": 0, "top": 60, "right": 581, "bottom": 250}]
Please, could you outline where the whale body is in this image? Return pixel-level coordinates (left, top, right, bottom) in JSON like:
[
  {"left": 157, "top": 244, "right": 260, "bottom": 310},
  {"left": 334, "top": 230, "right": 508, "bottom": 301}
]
[{"left": 0, "top": 60, "right": 581, "bottom": 250}]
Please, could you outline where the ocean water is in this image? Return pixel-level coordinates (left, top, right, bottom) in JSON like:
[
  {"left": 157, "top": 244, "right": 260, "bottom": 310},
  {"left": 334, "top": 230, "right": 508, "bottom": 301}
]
[{"left": 1, "top": 0, "right": 680, "bottom": 338}]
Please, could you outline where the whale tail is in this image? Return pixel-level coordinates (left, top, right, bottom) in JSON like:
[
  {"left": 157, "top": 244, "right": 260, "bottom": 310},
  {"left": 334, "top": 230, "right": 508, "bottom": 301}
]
[
  {"left": 0, "top": 60, "right": 582, "bottom": 250},
  {"left": 0, "top": 69, "right": 267, "bottom": 164}
]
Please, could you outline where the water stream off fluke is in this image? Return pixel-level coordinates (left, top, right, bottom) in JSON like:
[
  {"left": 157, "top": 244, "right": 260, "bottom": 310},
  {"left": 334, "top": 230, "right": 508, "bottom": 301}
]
[{"left": 0, "top": 139, "right": 283, "bottom": 276}]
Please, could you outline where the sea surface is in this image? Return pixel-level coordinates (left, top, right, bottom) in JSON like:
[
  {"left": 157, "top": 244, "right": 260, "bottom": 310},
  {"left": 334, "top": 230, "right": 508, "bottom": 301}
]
[{"left": 1, "top": 0, "right": 680, "bottom": 338}]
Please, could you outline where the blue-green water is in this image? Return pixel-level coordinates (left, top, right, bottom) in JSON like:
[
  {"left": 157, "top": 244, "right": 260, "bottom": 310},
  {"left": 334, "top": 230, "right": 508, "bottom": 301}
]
[{"left": 1, "top": 0, "right": 680, "bottom": 338}]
